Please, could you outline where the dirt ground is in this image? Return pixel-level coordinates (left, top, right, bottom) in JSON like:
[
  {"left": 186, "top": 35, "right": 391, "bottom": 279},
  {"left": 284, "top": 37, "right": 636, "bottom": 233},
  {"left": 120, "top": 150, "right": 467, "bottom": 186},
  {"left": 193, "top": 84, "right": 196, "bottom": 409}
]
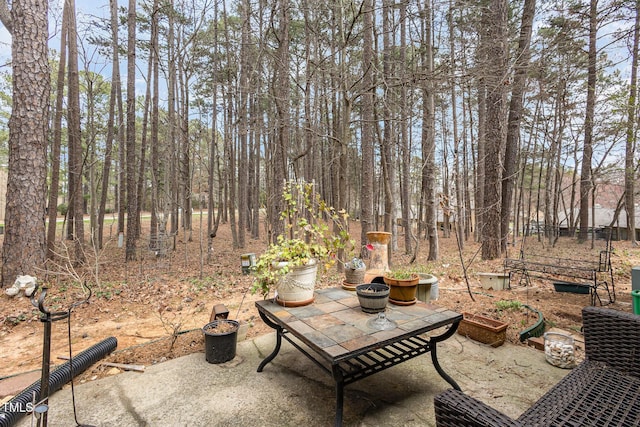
[{"left": 1, "top": 219, "right": 638, "bottom": 386}]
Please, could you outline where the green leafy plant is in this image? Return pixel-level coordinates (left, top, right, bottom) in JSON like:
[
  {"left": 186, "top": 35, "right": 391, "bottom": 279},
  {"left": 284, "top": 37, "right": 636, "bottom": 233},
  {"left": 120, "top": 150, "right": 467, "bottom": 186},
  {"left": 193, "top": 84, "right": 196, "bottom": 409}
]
[
  {"left": 384, "top": 268, "right": 419, "bottom": 281},
  {"left": 251, "top": 181, "right": 354, "bottom": 297},
  {"left": 189, "top": 277, "right": 215, "bottom": 293},
  {"left": 5, "top": 313, "right": 27, "bottom": 326},
  {"left": 495, "top": 300, "right": 522, "bottom": 311}
]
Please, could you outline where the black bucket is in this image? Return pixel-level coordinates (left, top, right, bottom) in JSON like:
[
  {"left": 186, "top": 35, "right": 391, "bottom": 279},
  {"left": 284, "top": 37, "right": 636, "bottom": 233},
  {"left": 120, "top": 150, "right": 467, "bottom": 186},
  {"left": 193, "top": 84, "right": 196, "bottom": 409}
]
[{"left": 203, "top": 319, "right": 239, "bottom": 364}]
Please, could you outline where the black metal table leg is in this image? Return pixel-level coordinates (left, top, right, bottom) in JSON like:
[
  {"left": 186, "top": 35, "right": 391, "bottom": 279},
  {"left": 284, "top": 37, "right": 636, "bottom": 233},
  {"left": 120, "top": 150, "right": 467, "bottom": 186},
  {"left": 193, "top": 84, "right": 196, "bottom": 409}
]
[
  {"left": 429, "top": 322, "right": 461, "bottom": 390},
  {"left": 257, "top": 309, "right": 283, "bottom": 372},
  {"left": 254, "top": 296, "right": 464, "bottom": 424},
  {"left": 332, "top": 366, "right": 345, "bottom": 427}
]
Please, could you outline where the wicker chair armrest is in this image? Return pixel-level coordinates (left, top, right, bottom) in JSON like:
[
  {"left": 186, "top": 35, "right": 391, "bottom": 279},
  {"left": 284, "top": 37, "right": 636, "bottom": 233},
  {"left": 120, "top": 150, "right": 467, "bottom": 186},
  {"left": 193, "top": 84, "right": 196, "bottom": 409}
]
[
  {"left": 582, "top": 306, "right": 640, "bottom": 377},
  {"left": 434, "top": 389, "right": 522, "bottom": 427}
]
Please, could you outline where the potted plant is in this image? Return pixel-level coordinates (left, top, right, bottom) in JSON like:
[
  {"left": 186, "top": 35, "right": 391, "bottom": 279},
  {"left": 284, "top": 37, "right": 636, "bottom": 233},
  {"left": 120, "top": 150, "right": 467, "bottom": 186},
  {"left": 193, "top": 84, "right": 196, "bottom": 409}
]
[
  {"left": 202, "top": 319, "right": 240, "bottom": 364},
  {"left": 251, "top": 181, "right": 354, "bottom": 306},
  {"left": 252, "top": 236, "right": 326, "bottom": 306},
  {"left": 383, "top": 269, "right": 419, "bottom": 305},
  {"left": 341, "top": 256, "right": 366, "bottom": 290}
]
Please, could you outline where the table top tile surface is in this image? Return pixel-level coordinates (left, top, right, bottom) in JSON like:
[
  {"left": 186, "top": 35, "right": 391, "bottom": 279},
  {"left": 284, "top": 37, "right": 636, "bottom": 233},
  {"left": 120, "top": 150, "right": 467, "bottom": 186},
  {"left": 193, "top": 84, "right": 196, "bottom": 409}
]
[{"left": 256, "top": 287, "right": 461, "bottom": 362}]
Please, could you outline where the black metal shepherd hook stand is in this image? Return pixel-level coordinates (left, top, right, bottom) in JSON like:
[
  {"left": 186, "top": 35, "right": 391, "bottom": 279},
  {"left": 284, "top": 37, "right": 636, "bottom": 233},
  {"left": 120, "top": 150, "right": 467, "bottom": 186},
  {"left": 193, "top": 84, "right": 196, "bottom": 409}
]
[
  {"left": 29, "top": 283, "right": 92, "bottom": 427},
  {"left": 30, "top": 285, "right": 69, "bottom": 427}
]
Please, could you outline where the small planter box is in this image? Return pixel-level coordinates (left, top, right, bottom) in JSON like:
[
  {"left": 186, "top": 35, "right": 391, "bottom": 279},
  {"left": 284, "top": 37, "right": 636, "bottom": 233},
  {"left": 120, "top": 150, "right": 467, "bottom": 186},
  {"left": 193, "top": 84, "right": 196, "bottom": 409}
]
[
  {"left": 477, "top": 273, "right": 510, "bottom": 290},
  {"left": 553, "top": 281, "right": 591, "bottom": 294},
  {"left": 457, "top": 312, "right": 509, "bottom": 347}
]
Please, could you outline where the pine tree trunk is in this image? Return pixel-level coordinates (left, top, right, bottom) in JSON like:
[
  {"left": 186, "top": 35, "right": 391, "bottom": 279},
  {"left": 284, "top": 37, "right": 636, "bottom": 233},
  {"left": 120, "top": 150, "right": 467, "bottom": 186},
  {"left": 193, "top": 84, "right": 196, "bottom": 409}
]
[
  {"left": 361, "top": 0, "right": 375, "bottom": 252},
  {"left": 502, "top": 0, "right": 536, "bottom": 252},
  {"left": 237, "top": 0, "right": 251, "bottom": 249},
  {"left": 624, "top": 4, "right": 639, "bottom": 244},
  {"left": 125, "top": 0, "right": 138, "bottom": 260},
  {"left": 578, "top": 0, "right": 597, "bottom": 243},
  {"left": 2, "top": 0, "right": 49, "bottom": 286},
  {"left": 47, "top": 4, "right": 67, "bottom": 259},
  {"left": 150, "top": 0, "right": 160, "bottom": 243},
  {"left": 422, "top": 0, "right": 438, "bottom": 261},
  {"left": 449, "top": 3, "right": 464, "bottom": 251},
  {"left": 381, "top": 0, "right": 396, "bottom": 254},
  {"left": 481, "top": 0, "right": 508, "bottom": 260},
  {"left": 270, "top": 0, "right": 289, "bottom": 243},
  {"left": 67, "top": 0, "right": 85, "bottom": 264}
]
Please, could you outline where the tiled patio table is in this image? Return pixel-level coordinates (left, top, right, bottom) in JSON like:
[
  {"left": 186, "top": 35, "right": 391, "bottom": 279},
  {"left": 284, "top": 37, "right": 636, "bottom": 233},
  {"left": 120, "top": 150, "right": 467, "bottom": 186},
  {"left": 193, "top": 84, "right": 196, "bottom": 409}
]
[{"left": 255, "top": 287, "right": 463, "bottom": 426}]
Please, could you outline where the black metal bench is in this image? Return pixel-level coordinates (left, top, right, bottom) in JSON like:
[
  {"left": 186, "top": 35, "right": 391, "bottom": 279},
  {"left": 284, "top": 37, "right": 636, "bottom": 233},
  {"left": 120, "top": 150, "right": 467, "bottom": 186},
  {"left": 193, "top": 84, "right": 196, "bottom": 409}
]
[
  {"left": 504, "top": 238, "right": 615, "bottom": 305},
  {"left": 434, "top": 306, "right": 640, "bottom": 426}
]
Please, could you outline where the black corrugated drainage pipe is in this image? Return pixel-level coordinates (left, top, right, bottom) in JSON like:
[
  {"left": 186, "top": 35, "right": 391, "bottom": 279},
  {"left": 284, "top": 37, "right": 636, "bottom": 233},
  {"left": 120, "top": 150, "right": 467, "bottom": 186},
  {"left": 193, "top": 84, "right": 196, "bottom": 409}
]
[{"left": 0, "top": 336, "right": 117, "bottom": 427}]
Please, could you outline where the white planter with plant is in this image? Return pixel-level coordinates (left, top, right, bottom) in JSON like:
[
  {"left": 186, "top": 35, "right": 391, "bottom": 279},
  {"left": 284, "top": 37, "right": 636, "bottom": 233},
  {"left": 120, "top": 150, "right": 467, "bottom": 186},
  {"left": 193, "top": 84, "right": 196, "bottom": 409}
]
[
  {"left": 274, "top": 259, "right": 318, "bottom": 305},
  {"left": 251, "top": 181, "right": 354, "bottom": 306}
]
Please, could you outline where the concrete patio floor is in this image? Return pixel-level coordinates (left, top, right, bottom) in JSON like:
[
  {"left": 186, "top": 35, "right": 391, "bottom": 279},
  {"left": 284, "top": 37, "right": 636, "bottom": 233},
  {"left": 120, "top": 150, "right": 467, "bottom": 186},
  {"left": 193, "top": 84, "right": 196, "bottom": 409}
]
[{"left": 10, "top": 330, "right": 569, "bottom": 427}]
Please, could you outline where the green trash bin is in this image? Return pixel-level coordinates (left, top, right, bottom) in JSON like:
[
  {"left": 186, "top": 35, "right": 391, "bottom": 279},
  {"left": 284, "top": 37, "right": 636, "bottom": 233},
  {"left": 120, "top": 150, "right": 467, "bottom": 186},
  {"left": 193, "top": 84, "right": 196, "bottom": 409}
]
[{"left": 632, "top": 290, "right": 640, "bottom": 315}]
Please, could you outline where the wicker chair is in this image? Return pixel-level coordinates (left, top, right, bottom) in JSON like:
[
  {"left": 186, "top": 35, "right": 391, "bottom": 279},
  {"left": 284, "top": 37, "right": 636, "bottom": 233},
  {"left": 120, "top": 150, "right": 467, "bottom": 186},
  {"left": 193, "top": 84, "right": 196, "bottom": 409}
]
[{"left": 434, "top": 306, "right": 640, "bottom": 426}]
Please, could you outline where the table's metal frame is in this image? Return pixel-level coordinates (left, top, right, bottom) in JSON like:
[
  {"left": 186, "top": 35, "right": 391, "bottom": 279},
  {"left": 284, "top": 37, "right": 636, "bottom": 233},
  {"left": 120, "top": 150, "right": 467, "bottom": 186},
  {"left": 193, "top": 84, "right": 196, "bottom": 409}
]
[{"left": 256, "top": 298, "right": 462, "bottom": 426}]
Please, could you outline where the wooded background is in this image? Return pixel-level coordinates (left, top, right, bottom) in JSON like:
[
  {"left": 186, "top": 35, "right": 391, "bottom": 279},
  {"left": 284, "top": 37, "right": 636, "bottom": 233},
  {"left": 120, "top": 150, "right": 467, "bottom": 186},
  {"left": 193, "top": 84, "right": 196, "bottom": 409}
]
[{"left": 0, "top": 0, "right": 637, "bottom": 287}]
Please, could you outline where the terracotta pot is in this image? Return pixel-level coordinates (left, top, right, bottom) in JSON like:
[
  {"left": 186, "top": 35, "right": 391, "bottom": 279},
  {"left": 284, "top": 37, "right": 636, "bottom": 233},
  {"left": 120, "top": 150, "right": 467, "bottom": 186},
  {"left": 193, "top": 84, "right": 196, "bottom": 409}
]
[
  {"left": 383, "top": 274, "right": 419, "bottom": 305},
  {"left": 366, "top": 231, "right": 392, "bottom": 245}
]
